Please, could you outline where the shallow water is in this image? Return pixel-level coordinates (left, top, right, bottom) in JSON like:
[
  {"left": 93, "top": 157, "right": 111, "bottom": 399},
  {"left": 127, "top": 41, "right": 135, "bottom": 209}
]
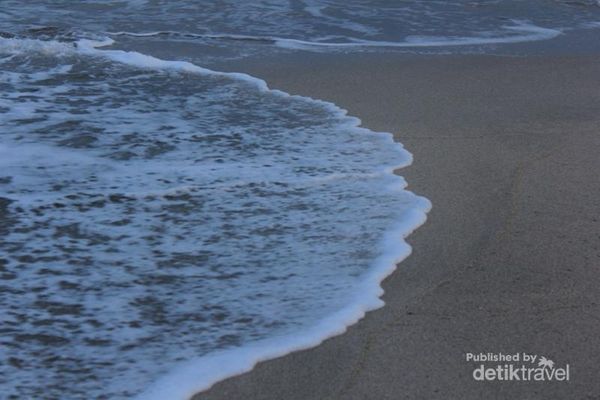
[{"left": 0, "top": 36, "right": 429, "bottom": 399}]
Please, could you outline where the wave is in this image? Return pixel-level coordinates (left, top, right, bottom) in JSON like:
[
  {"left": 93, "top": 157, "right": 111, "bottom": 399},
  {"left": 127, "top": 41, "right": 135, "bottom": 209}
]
[
  {"left": 107, "top": 20, "right": 562, "bottom": 50},
  {"left": 0, "top": 36, "right": 430, "bottom": 399}
]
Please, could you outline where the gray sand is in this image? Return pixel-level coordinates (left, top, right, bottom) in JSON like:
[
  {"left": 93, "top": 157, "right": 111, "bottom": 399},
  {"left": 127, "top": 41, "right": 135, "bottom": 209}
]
[{"left": 193, "top": 53, "right": 600, "bottom": 399}]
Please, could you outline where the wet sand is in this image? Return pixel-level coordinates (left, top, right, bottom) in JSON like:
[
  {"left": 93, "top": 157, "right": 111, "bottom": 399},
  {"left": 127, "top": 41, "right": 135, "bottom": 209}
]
[{"left": 193, "top": 52, "right": 600, "bottom": 399}]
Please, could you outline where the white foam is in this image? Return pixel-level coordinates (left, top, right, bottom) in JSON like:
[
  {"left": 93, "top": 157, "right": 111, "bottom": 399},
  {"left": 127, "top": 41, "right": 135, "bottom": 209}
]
[
  {"left": 106, "top": 20, "right": 561, "bottom": 51},
  {"left": 136, "top": 203, "right": 428, "bottom": 400},
  {"left": 274, "top": 21, "right": 562, "bottom": 49},
  {"left": 0, "top": 37, "right": 75, "bottom": 55},
  {"left": 580, "top": 20, "right": 600, "bottom": 29},
  {"left": 76, "top": 38, "right": 270, "bottom": 92}
]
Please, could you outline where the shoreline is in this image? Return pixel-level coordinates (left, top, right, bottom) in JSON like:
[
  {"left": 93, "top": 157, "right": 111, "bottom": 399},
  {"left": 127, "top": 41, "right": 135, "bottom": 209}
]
[{"left": 192, "top": 50, "right": 600, "bottom": 399}]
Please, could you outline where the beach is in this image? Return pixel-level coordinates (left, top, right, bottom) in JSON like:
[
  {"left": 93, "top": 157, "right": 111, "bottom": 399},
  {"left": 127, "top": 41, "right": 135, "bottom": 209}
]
[
  {"left": 3, "top": 3, "right": 600, "bottom": 398},
  {"left": 193, "top": 51, "right": 600, "bottom": 399}
]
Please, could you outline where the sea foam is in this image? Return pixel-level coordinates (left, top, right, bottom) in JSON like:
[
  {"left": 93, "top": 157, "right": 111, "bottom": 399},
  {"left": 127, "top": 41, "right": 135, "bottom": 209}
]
[{"left": 107, "top": 20, "right": 562, "bottom": 51}]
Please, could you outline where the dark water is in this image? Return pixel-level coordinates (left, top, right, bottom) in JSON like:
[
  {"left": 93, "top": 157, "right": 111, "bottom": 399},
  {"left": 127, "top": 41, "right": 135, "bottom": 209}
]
[{"left": 1, "top": 1, "right": 600, "bottom": 59}]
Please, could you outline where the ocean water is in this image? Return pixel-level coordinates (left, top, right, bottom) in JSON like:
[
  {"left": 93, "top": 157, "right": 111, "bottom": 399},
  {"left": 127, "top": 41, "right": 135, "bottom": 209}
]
[
  {"left": 1, "top": 2, "right": 598, "bottom": 400},
  {"left": 2, "top": 0, "right": 600, "bottom": 57}
]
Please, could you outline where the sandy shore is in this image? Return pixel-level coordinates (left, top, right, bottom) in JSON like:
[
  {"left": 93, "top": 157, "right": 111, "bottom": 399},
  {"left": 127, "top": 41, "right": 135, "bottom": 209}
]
[{"left": 192, "top": 51, "right": 600, "bottom": 399}]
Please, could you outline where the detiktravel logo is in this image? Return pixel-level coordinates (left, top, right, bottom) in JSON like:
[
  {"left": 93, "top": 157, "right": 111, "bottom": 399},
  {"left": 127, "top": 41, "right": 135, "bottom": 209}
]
[{"left": 465, "top": 352, "right": 570, "bottom": 382}]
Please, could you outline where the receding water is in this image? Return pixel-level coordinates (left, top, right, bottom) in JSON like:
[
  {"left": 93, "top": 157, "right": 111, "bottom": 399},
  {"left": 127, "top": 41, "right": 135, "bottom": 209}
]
[{"left": 0, "top": 37, "right": 428, "bottom": 399}]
